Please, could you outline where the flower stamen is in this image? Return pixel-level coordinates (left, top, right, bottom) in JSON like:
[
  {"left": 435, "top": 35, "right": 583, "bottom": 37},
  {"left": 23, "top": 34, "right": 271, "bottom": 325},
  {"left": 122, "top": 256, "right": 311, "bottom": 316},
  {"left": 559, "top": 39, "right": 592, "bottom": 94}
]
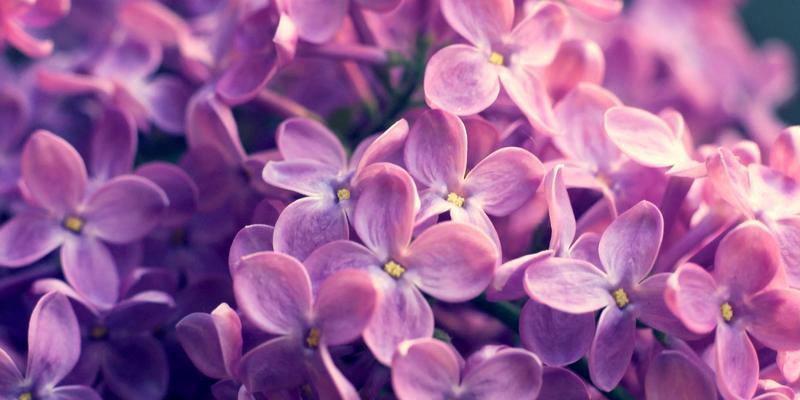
[
  {"left": 18, "top": 392, "right": 32, "bottom": 400},
  {"left": 721, "top": 302, "right": 734, "bottom": 322},
  {"left": 306, "top": 327, "right": 321, "bottom": 348},
  {"left": 489, "top": 51, "right": 504, "bottom": 66},
  {"left": 62, "top": 215, "right": 84, "bottom": 234},
  {"left": 337, "top": 188, "right": 351, "bottom": 202},
  {"left": 383, "top": 260, "right": 406, "bottom": 279},
  {"left": 446, "top": 192, "right": 465, "bottom": 207},
  {"left": 612, "top": 288, "right": 629, "bottom": 308},
  {"left": 90, "top": 325, "right": 108, "bottom": 340}
]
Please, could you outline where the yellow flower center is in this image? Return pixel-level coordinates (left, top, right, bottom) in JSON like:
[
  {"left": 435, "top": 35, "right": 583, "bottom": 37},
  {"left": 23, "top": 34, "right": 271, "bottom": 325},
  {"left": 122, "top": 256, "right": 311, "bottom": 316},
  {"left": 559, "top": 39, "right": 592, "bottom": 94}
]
[
  {"left": 18, "top": 393, "right": 32, "bottom": 400},
  {"left": 721, "top": 302, "right": 734, "bottom": 322},
  {"left": 306, "top": 327, "right": 321, "bottom": 348},
  {"left": 612, "top": 288, "right": 629, "bottom": 308},
  {"left": 446, "top": 192, "right": 465, "bottom": 207},
  {"left": 90, "top": 325, "right": 108, "bottom": 340},
  {"left": 62, "top": 215, "right": 84, "bottom": 233},
  {"left": 337, "top": 188, "right": 351, "bottom": 202},
  {"left": 489, "top": 51, "right": 504, "bottom": 66},
  {"left": 383, "top": 260, "right": 406, "bottom": 279}
]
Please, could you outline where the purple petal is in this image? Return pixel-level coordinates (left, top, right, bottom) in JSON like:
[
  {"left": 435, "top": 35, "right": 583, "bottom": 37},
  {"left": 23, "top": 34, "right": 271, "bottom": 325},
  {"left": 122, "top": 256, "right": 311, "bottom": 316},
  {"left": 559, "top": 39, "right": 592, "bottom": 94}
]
[
  {"left": 405, "top": 221, "right": 497, "bottom": 302},
  {"left": 415, "top": 188, "right": 453, "bottom": 225},
  {"left": 105, "top": 291, "right": 175, "bottom": 333},
  {"left": 644, "top": 351, "right": 716, "bottom": 400},
  {"left": 232, "top": 252, "right": 312, "bottom": 335},
  {"left": 498, "top": 68, "right": 558, "bottom": 135},
  {"left": 524, "top": 257, "right": 611, "bottom": 314},
  {"left": 352, "top": 163, "right": 417, "bottom": 259},
  {"left": 26, "top": 292, "right": 80, "bottom": 386},
  {"left": 464, "top": 147, "right": 545, "bottom": 216},
  {"left": 599, "top": 200, "right": 663, "bottom": 285},
  {"left": 135, "top": 162, "right": 199, "bottom": 228},
  {"left": 47, "top": 386, "right": 102, "bottom": 400},
  {"left": 440, "top": 0, "right": 512, "bottom": 48},
  {"left": 403, "top": 109, "right": 467, "bottom": 189},
  {"left": 634, "top": 273, "right": 697, "bottom": 338},
  {"left": 286, "top": 0, "right": 347, "bottom": 44},
  {"left": 508, "top": 1, "right": 567, "bottom": 67},
  {"left": 238, "top": 336, "right": 305, "bottom": 393},
  {"left": 489, "top": 250, "right": 553, "bottom": 301},
  {"left": 101, "top": 336, "right": 168, "bottom": 400},
  {"left": 83, "top": 176, "right": 168, "bottom": 243},
  {"left": 90, "top": 108, "right": 136, "bottom": 181},
  {"left": 185, "top": 89, "right": 245, "bottom": 164},
  {"left": 604, "top": 106, "right": 687, "bottom": 168},
  {"left": 363, "top": 275, "right": 434, "bottom": 365},
  {"left": 0, "top": 348, "right": 21, "bottom": 390},
  {"left": 569, "top": 232, "right": 602, "bottom": 266},
  {"left": 424, "top": 45, "right": 500, "bottom": 116},
  {"left": 746, "top": 289, "right": 800, "bottom": 350},
  {"left": 272, "top": 197, "right": 348, "bottom": 261},
  {"left": 463, "top": 116, "right": 499, "bottom": 169},
  {"left": 22, "top": 130, "right": 88, "bottom": 214},
  {"left": 276, "top": 118, "right": 347, "bottom": 168},
  {"left": 354, "top": 119, "right": 409, "bottom": 174},
  {"left": 545, "top": 164, "right": 575, "bottom": 255},
  {"left": 304, "top": 240, "right": 379, "bottom": 292},
  {"left": 4, "top": 21, "right": 53, "bottom": 58},
  {"left": 0, "top": 212, "right": 63, "bottom": 267},
  {"left": 60, "top": 236, "right": 119, "bottom": 309},
  {"left": 141, "top": 75, "right": 192, "bottom": 133},
  {"left": 544, "top": 40, "right": 605, "bottom": 101},
  {"left": 771, "top": 126, "right": 800, "bottom": 180},
  {"left": 588, "top": 306, "right": 636, "bottom": 391},
  {"left": 304, "top": 344, "right": 360, "bottom": 400},
  {"left": 706, "top": 147, "right": 754, "bottom": 218},
  {"left": 314, "top": 269, "right": 377, "bottom": 346},
  {"left": 94, "top": 34, "right": 161, "bottom": 80},
  {"left": 449, "top": 203, "right": 501, "bottom": 254},
  {"left": 537, "top": 367, "right": 589, "bottom": 400},
  {"left": 714, "top": 221, "right": 781, "bottom": 296},
  {"left": 176, "top": 303, "right": 242, "bottom": 380},
  {"left": 262, "top": 160, "right": 339, "bottom": 197},
  {"left": 519, "top": 300, "right": 594, "bottom": 366},
  {"left": 665, "top": 263, "right": 718, "bottom": 335},
  {"left": 391, "top": 338, "right": 460, "bottom": 399},
  {"left": 715, "top": 323, "right": 758, "bottom": 400},
  {"left": 216, "top": 53, "right": 278, "bottom": 105},
  {"left": 229, "top": 225, "right": 274, "bottom": 270},
  {"left": 564, "top": 0, "right": 622, "bottom": 19},
  {"left": 461, "top": 347, "right": 543, "bottom": 399}
]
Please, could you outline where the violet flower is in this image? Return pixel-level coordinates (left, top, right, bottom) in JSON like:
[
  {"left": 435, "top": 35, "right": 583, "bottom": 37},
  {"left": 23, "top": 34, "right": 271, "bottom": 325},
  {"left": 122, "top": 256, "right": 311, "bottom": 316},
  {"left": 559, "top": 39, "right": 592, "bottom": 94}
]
[
  {"left": 524, "top": 200, "right": 691, "bottom": 390},
  {"left": 0, "top": 130, "right": 168, "bottom": 309},
  {"left": 304, "top": 162, "right": 497, "bottom": 364},
  {"left": 665, "top": 221, "right": 800, "bottom": 400},
  {"left": 232, "top": 251, "right": 377, "bottom": 397},
  {"left": 391, "top": 339, "right": 543, "bottom": 400},
  {"left": 0, "top": 292, "right": 101, "bottom": 400},
  {"left": 283, "top": 0, "right": 402, "bottom": 44},
  {"left": 0, "top": 0, "right": 68, "bottom": 58},
  {"left": 424, "top": 0, "right": 567, "bottom": 133}
]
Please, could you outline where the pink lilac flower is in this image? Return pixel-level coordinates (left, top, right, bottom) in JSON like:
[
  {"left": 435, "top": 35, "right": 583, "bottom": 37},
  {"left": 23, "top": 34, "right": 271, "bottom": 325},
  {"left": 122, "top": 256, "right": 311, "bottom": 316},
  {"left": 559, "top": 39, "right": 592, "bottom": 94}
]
[
  {"left": 666, "top": 221, "right": 800, "bottom": 400},
  {"left": 424, "top": 0, "right": 567, "bottom": 133}
]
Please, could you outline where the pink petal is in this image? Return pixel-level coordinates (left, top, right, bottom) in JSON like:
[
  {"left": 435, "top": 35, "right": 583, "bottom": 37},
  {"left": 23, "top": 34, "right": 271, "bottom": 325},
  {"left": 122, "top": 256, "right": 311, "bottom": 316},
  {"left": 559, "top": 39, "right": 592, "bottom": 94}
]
[
  {"left": 232, "top": 252, "right": 312, "bottom": 335},
  {"left": 508, "top": 1, "right": 567, "bottom": 67},
  {"left": 22, "top": 130, "right": 88, "bottom": 214},
  {"left": 83, "top": 176, "right": 168, "bottom": 244},
  {"left": 519, "top": 300, "right": 594, "bottom": 366},
  {"left": 706, "top": 147, "right": 754, "bottom": 218},
  {"left": 305, "top": 344, "right": 360, "bottom": 400},
  {"left": 391, "top": 338, "right": 460, "bottom": 399},
  {"left": 644, "top": 351, "right": 717, "bottom": 400},
  {"left": 544, "top": 40, "right": 605, "bottom": 101},
  {"left": 715, "top": 323, "right": 758, "bottom": 400},
  {"left": 588, "top": 306, "right": 636, "bottom": 391},
  {"left": 276, "top": 117, "right": 347, "bottom": 168},
  {"left": 176, "top": 303, "right": 242, "bottom": 380},
  {"left": 463, "top": 116, "right": 500, "bottom": 169},
  {"left": 461, "top": 347, "right": 543, "bottom": 399},
  {"left": 403, "top": 109, "right": 467, "bottom": 189},
  {"left": 262, "top": 159, "right": 339, "bottom": 197},
  {"left": 664, "top": 263, "right": 719, "bottom": 334},
  {"left": 286, "top": 0, "right": 347, "bottom": 44},
  {"left": 746, "top": 289, "right": 800, "bottom": 351},
  {"left": 229, "top": 225, "right": 274, "bottom": 270},
  {"left": 363, "top": 275, "right": 434, "bottom": 365},
  {"left": 604, "top": 106, "right": 686, "bottom": 168},
  {"left": 714, "top": 221, "right": 781, "bottom": 297},
  {"left": 749, "top": 164, "right": 800, "bottom": 217},
  {"left": 351, "top": 163, "right": 417, "bottom": 260},
  {"left": 272, "top": 197, "right": 348, "bottom": 261},
  {"left": 524, "top": 257, "right": 611, "bottom": 314},
  {"left": 26, "top": 292, "right": 80, "bottom": 386},
  {"left": 489, "top": 250, "right": 553, "bottom": 301},
  {"left": 770, "top": 126, "right": 800, "bottom": 181},
  {"left": 771, "top": 217, "right": 800, "bottom": 288},
  {"left": 405, "top": 221, "right": 497, "bottom": 302},
  {"left": 185, "top": 89, "right": 245, "bottom": 164},
  {"left": 545, "top": 164, "right": 576, "bottom": 256},
  {"left": 424, "top": 45, "right": 500, "bottom": 116},
  {"left": 354, "top": 119, "right": 409, "bottom": 174},
  {"left": 36, "top": 69, "right": 113, "bottom": 96},
  {"left": 18, "top": 0, "right": 70, "bottom": 27},
  {"left": 314, "top": 269, "right": 377, "bottom": 346},
  {"left": 464, "top": 147, "right": 545, "bottom": 216},
  {"left": 415, "top": 188, "right": 453, "bottom": 226},
  {"left": 0, "top": 212, "right": 63, "bottom": 267},
  {"left": 60, "top": 236, "right": 119, "bottom": 309},
  {"left": 498, "top": 67, "right": 558, "bottom": 135},
  {"left": 564, "top": 0, "right": 622, "bottom": 19},
  {"left": 3, "top": 21, "right": 53, "bottom": 58},
  {"left": 599, "top": 200, "right": 663, "bottom": 285},
  {"left": 440, "top": 0, "right": 513, "bottom": 48},
  {"left": 634, "top": 273, "right": 697, "bottom": 338},
  {"left": 449, "top": 203, "right": 501, "bottom": 253}
]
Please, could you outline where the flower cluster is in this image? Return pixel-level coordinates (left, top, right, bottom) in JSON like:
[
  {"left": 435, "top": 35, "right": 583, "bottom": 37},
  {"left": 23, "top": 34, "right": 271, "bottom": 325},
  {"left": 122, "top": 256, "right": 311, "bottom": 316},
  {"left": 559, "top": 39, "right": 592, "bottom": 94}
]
[{"left": 0, "top": 0, "right": 797, "bottom": 399}]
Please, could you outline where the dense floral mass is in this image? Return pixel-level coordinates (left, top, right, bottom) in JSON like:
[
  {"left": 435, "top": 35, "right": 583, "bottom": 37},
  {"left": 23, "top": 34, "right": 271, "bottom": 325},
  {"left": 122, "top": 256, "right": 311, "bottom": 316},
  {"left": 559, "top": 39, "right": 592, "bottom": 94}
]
[{"left": 0, "top": 0, "right": 799, "bottom": 398}]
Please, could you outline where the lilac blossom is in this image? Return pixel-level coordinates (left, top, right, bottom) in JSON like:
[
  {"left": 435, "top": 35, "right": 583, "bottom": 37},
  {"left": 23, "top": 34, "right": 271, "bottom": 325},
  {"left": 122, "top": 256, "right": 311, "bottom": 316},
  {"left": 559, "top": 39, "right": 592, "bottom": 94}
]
[{"left": 0, "top": 0, "right": 68, "bottom": 57}]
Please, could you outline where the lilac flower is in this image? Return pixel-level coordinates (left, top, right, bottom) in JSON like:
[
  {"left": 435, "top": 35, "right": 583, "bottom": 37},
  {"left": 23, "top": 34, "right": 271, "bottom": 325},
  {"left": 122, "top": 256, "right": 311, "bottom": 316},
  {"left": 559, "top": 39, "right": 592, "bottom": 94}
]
[
  {"left": 0, "top": 292, "right": 101, "bottom": 400},
  {"left": 524, "top": 201, "right": 691, "bottom": 390},
  {"left": 665, "top": 221, "right": 800, "bottom": 400},
  {"left": 0, "top": 130, "right": 168, "bottom": 308},
  {"left": 424, "top": 0, "right": 567, "bottom": 133},
  {"left": 305, "top": 162, "right": 497, "bottom": 363},
  {"left": 232, "top": 251, "right": 377, "bottom": 397},
  {"left": 0, "top": 0, "right": 68, "bottom": 57},
  {"left": 283, "top": 0, "right": 402, "bottom": 44},
  {"left": 404, "top": 109, "right": 545, "bottom": 251},
  {"left": 644, "top": 350, "right": 717, "bottom": 400},
  {"left": 263, "top": 117, "right": 408, "bottom": 260},
  {"left": 392, "top": 339, "right": 543, "bottom": 399}
]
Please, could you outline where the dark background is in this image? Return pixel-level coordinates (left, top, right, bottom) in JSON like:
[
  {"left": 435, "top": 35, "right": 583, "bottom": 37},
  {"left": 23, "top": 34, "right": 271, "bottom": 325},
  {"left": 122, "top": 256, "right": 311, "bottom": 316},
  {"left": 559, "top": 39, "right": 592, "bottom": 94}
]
[{"left": 742, "top": 0, "right": 800, "bottom": 124}]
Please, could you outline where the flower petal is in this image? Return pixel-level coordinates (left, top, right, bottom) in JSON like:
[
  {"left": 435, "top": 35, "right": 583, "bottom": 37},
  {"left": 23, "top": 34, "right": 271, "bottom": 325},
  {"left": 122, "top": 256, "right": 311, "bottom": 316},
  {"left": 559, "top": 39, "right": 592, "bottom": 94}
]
[
  {"left": 229, "top": 225, "right": 274, "bottom": 270},
  {"left": 0, "top": 212, "right": 63, "bottom": 267},
  {"left": 216, "top": 53, "right": 278, "bottom": 105},
  {"left": 746, "top": 289, "right": 800, "bottom": 351},
  {"left": 104, "top": 291, "right": 175, "bottom": 333},
  {"left": 135, "top": 162, "right": 199, "bottom": 228},
  {"left": 635, "top": 273, "right": 697, "bottom": 338},
  {"left": 26, "top": 292, "right": 80, "bottom": 386},
  {"left": 524, "top": 257, "right": 611, "bottom": 314},
  {"left": 440, "top": 0, "right": 513, "bottom": 48},
  {"left": 185, "top": 89, "right": 245, "bottom": 164},
  {"left": 564, "top": 0, "right": 622, "bottom": 19},
  {"left": 232, "top": 252, "right": 312, "bottom": 335},
  {"left": 0, "top": 348, "right": 21, "bottom": 390},
  {"left": 48, "top": 386, "right": 102, "bottom": 400},
  {"left": 391, "top": 338, "right": 460, "bottom": 400},
  {"left": 605, "top": 106, "right": 687, "bottom": 168},
  {"left": 352, "top": 163, "right": 417, "bottom": 259},
  {"left": 537, "top": 367, "right": 589, "bottom": 400},
  {"left": 176, "top": 303, "right": 243, "bottom": 380},
  {"left": 101, "top": 336, "right": 168, "bottom": 400},
  {"left": 770, "top": 126, "right": 800, "bottom": 181},
  {"left": 498, "top": 68, "right": 558, "bottom": 135},
  {"left": 544, "top": 40, "right": 605, "bottom": 101},
  {"left": 304, "top": 240, "right": 380, "bottom": 292},
  {"left": 644, "top": 351, "right": 717, "bottom": 400},
  {"left": 509, "top": 1, "right": 567, "bottom": 67},
  {"left": 588, "top": 306, "right": 636, "bottom": 391},
  {"left": 403, "top": 109, "right": 467, "bottom": 189},
  {"left": 465, "top": 147, "right": 544, "bottom": 216},
  {"left": 706, "top": 147, "right": 754, "bottom": 218},
  {"left": 141, "top": 75, "right": 192, "bottom": 133},
  {"left": 305, "top": 344, "right": 360, "bottom": 400},
  {"left": 286, "top": 0, "right": 347, "bottom": 44},
  {"left": 4, "top": 21, "right": 53, "bottom": 58},
  {"left": 715, "top": 323, "right": 758, "bottom": 400},
  {"left": 599, "top": 200, "right": 663, "bottom": 285},
  {"left": 262, "top": 159, "right": 339, "bottom": 197},
  {"left": 89, "top": 107, "right": 136, "bottom": 181},
  {"left": 238, "top": 336, "right": 305, "bottom": 393},
  {"left": 714, "top": 221, "right": 781, "bottom": 296},
  {"left": 519, "top": 300, "right": 594, "bottom": 366},
  {"left": 314, "top": 269, "right": 377, "bottom": 346},
  {"left": 83, "top": 176, "right": 168, "bottom": 243},
  {"left": 22, "top": 130, "right": 88, "bottom": 214},
  {"left": 354, "top": 119, "right": 409, "bottom": 174},
  {"left": 273, "top": 197, "right": 348, "bottom": 261},
  {"left": 545, "top": 164, "right": 575, "bottom": 255},
  {"left": 664, "top": 263, "right": 719, "bottom": 334},
  {"left": 405, "top": 221, "right": 497, "bottom": 302},
  {"left": 424, "top": 45, "right": 500, "bottom": 116},
  {"left": 489, "top": 250, "right": 553, "bottom": 301},
  {"left": 276, "top": 117, "right": 347, "bottom": 168},
  {"left": 461, "top": 347, "right": 543, "bottom": 399},
  {"left": 60, "top": 236, "right": 119, "bottom": 309}
]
